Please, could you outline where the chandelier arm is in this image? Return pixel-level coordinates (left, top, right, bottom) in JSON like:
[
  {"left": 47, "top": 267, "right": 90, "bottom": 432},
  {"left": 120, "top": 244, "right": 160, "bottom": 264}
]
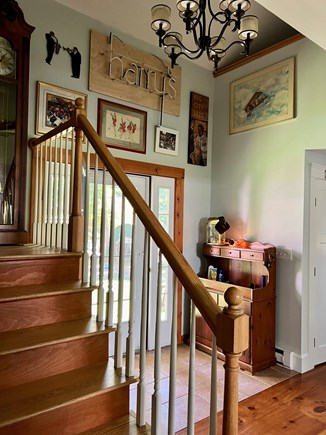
[
  {"left": 222, "top": 39, "right": 249, "bottom": 56},
  {"left": 208, "top": 18, "right": 237, "bottom": 49},
  {"left": 191, "top": 15, "right": 204, "bottom": 48},
  {"left": 162, "top": 30, "right": 203, "bottom": 55},
  {"left": 171, "top": 45, "right": 206, "bottom": 63},
  {"left": 191, "top": 6, "right": 205, "bottom": 32}
]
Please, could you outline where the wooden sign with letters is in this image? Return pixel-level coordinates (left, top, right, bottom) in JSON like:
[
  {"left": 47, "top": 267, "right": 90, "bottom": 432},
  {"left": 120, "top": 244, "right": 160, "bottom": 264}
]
[{"left": 89, "top": 30, "right": 181, "bottom": 117}]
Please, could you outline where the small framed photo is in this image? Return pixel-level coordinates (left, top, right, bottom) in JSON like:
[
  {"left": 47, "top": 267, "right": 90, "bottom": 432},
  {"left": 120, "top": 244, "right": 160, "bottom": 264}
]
[
  {"left": 36, "top": 81, "right": 87, "bottom": 135},
  {"left": 97, "top": 99, "right": 147, "bottom": 154},
  {"left": 154, "top": 125, "right": 179, "bottom": 156}
]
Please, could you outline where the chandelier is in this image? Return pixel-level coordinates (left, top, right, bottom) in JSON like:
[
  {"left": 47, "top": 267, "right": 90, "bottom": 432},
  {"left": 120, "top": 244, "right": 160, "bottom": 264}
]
[{"left": 151, "top": 0, "right": 259, "bottom": 71}]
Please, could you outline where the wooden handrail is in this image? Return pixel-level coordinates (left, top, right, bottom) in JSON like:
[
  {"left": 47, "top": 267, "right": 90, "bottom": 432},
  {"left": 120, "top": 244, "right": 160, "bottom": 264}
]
[
  {"left": 28, "top": 119, "right": 74, "bottom": 148},
  {"left": 73, "top": 101, "right": 221, "bottom": 335}
]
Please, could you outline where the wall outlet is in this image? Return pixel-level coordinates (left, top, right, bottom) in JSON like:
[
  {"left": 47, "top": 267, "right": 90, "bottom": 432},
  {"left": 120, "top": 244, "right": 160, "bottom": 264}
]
[{"left": 276, "top": 247, "right": 293, "bottom": 260}]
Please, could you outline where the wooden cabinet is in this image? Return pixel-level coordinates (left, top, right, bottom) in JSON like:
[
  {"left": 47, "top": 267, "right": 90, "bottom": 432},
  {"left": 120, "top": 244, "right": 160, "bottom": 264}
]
[{"left": 197, "top": 243, "right": 276, "bottom": 374}]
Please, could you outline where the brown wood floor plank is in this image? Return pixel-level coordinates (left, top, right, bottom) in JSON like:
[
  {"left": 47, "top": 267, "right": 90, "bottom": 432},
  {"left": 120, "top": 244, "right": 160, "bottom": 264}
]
[{"left": 176, "top": 363, "right": 326, "bottom": 435}]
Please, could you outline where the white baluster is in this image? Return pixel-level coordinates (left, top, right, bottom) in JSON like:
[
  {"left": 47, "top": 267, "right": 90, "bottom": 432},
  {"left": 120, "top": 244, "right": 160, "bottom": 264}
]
[
  {"left": 91, "top": 154, "right": 99, "bottom": 286},
  {"left": 51, "top": 135, "right": 59, "bottom": 247},
  {"left": 62, "top": 133, "right": 70, "bottom": 249},
  {"left": 32, "top": 145, "right": 39, "bottom": 244},
  {"left": 56, "top": 132, "right": 64, "bottom": 248},
  {"left": 69, "top": 129, "right": 75, "bottom": 215},
  {"left": 187, "top": 301, "right": 196, "bottom": 435},
  {"left": 210, "top": 334, "right": 218, "bottom": 435},
  {"left": 41, "top": 140, "right": 49, "bottom": 246},
  {"left": 82, "top": 141, "right": 91, "bottom": 284},
  {"left": 168, "top": 274, "right": 178, "bottom": 435},
  {"left": 46, "top": 137, "right": 54, "bottom": 246},
  {"left": 115, "top": 193, "right": 125, "bottom": 369},
  {"left": 126, "top": 209, "right": 136, "bottom": 377},
  {"left": 36, "top": 143, "right": 43, "bottom": 245},
  {"left": 106, "top": 179, "right": 115, "bottom": 328},
  {"left": 136, "top": 230, "right": 149, "bottom": 427},
  {"left": 98, "top": 165, "right": 107, "bottom": 321},
  {"left": 151, "top": 250, "right": 163, "bottom": 435}
]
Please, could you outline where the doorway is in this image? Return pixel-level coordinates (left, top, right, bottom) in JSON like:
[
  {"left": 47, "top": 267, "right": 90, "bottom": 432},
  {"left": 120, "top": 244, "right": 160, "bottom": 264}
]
[
  {"left": 309, "top": 163, "right": 326, "bottom": 366},
  {"left": 87, "top": 158, "right": 185, "bottom": 353}
]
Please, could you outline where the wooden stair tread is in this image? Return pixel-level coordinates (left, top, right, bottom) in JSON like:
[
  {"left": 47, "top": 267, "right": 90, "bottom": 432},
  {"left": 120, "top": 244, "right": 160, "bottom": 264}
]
[
  {"left": 0, "top": 281, "right": 96, "bottom": 302},
  {"left": 0, "top": 244, "right": 81, "bottom": 261},
  {"left": 0, "top": 360, "right": 137, "bottom": 427},
  {"left": 79, "top": 413, "right": 150, "bottom": 434},
  {"left": 0, "top": 317, "right": 115, "bottom": 354}
]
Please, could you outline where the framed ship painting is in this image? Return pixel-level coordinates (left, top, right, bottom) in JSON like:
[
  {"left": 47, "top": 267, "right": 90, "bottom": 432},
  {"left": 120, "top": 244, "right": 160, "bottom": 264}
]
[{"left": 230, "top": 57, "right": 295, "bottom": 134}]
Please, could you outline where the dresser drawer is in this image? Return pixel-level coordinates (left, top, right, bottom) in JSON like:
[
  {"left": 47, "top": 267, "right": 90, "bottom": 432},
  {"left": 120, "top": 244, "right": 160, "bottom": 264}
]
[
  {"left": 220, "top": 248, "right": 240, "bottom": 258},
  {"left": 241, "top": 251, "right": 264, "bottom": 261},
  {"left": 203, "top": 244, "right": 221, "bottom": 256}
]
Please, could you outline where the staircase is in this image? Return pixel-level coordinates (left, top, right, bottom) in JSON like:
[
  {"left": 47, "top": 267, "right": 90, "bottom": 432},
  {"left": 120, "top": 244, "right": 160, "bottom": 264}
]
[
  {"left": 0, "top": 99, "right": 250, "bottom": 435},
  {"left": 0, "top": 245, "right": 138, "bottom": 435}
]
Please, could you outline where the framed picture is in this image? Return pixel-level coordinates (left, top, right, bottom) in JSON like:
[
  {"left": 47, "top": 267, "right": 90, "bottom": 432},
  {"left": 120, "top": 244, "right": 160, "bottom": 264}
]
[
  {"left": 154, "top": 125, "right": 179, "bottom": 156},
  {"left": 188, "top": 92, "right": 209, "bottom": 167},
  {"left": 97, "top": 99, "right": 147, "bottom": 154},
  {"left": 36, "top": 81, "right": 87, "bottom": 135},
  {"left": 230, "top": 57, "right": 295, "bottom": 134}
]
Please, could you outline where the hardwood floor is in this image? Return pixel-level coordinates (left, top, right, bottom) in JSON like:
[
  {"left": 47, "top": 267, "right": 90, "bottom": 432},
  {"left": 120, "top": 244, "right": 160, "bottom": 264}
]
[{"left": 177, "top": 362, "right": 326, "bottom": 434}]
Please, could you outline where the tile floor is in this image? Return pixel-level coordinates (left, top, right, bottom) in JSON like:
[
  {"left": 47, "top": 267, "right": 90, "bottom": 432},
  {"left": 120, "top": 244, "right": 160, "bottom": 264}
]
[{"left": 129, "top": 344, "right": 298, "bottom": 433}]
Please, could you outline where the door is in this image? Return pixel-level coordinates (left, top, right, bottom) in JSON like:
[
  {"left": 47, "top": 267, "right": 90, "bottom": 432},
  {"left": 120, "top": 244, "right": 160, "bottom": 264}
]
[
  {"left": 147, "top": 176, "right": 175, "bottom": 349},
  {"left": 309, "top": 165, "right": 326, "bottom": 366},
  {"left": 106, "top": 174, "right": 175, "bottom": 353}
]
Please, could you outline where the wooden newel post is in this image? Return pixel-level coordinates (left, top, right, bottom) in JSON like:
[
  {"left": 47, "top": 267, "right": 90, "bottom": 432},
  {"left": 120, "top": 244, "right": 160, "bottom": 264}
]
[
  {"left": 68, "top": 98, "right": 86, "bottom": 252},
  {"left": 216, "top": 287, "right": 249, "bottom": 435}
]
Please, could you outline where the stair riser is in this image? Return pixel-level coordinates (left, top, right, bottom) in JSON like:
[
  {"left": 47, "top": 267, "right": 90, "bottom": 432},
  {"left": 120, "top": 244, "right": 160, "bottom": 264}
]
[
  {"left": 0, "top": 292, "right": 92, "bottom": 332},
  {"left": 0, "top": 334, "right": 109, "bottom": 389},
  {"left": 0, "top": 256, "right": 81, "bottom": 288},
  {"left": 0, "top": 385, "right": 130, "bottom": 435}
]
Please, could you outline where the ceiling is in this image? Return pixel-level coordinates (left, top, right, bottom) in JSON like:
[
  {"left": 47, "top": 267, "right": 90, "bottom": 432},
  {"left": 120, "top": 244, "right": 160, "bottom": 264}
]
[{"left": 51, "top": 0, "right": 302, "bottom": 71}]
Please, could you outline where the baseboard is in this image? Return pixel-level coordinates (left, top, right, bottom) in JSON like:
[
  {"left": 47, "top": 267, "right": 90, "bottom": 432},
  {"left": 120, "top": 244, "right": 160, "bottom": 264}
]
[{"left": 292, "top": 352, "right": 314, "bottom": 374}]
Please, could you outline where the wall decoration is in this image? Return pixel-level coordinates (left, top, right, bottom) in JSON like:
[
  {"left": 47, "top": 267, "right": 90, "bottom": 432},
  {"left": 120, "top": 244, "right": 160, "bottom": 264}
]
[
  {"left": 98, "top": 99, "right": 147, "bottom": 154},
  {"left": 45, "top": 31, "right": 60, "bottom": 65},
  {"left": 230, "top": 57, "right": 295, "bottom": 134},
  {"left": 89, "top": 30, "right": 181, "bottom": 117},
  {"left": 63, "top": 46, "right": 81, "bottom": 78},
  {"left": 188, "top": 92, "right": 209, "bottom": 166},
  {"left": 154, "top": 126, "right": 179, "bottom": 156},
  {"left": 36, "top": 81, "right": 87, "bottom": 135}
]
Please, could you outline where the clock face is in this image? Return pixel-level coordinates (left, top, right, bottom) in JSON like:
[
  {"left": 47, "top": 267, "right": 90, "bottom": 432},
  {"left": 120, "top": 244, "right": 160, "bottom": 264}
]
[{"left": 0, "top": 38, "right": 16, "bottom": 77}]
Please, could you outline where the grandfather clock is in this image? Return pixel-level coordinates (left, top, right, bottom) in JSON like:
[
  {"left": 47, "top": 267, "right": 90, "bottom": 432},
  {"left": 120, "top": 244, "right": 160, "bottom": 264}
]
[{"left": 0, "top": 0, "right": 34, "bottom": 244}]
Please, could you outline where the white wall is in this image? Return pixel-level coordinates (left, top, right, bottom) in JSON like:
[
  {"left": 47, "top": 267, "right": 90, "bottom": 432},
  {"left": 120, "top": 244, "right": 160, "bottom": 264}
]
[
  {"left": 19, "top": 0, "right": 215, "bottom": 276},
  {"left": 212, "top": 37, "right": 326, "bottom": 372}
]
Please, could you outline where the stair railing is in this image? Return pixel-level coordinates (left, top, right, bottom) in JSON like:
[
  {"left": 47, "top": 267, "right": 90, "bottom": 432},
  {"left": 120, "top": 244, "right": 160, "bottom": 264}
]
[{"left": 29, "top": 98, "right": 249, "bottom": 435}]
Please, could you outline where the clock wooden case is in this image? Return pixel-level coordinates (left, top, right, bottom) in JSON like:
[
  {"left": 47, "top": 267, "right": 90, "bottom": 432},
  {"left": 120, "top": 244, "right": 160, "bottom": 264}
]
[{"left": 0, "top": 0, "right": 34, "bottom": 244}]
